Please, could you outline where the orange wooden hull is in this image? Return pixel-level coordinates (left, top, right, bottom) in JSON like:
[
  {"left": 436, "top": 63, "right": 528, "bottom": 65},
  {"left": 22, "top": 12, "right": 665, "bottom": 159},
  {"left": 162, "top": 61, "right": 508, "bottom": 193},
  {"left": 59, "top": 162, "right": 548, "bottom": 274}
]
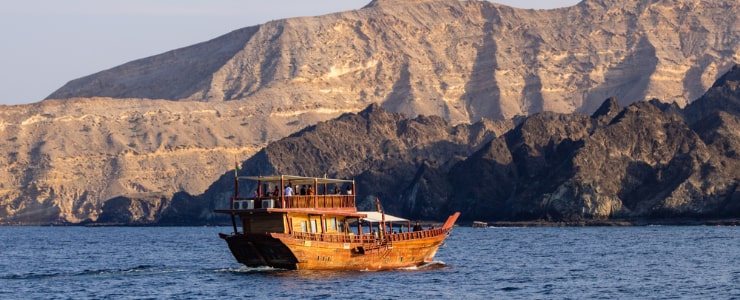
[
  {"left": 222, "top": 229, "right": 451, "bottom": 271},
  {"left": 221, "top": 212, "right": 460, "bottom": 271}
]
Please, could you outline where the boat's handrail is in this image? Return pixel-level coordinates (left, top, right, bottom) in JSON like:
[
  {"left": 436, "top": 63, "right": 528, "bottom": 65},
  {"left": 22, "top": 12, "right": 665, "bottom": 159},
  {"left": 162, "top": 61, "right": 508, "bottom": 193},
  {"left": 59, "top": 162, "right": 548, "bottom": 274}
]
[
  {"left": 291, "top": 231, "right": 377, "bottom": 244},
  {"left": 386, "top": 228, "right": 450, "bottom": 242},
  {"left": 287, "top": 228, "right": 450, "bottom": 244},
  {"left": 230, "top": 195, "right": 355, "bottom": 210}
]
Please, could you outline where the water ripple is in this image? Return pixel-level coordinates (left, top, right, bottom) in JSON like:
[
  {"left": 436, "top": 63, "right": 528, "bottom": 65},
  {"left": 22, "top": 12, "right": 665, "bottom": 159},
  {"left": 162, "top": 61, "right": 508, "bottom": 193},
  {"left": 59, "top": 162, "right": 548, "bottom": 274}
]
[{"left": 2, "top": 226, "right": 740, "bottom": 299}]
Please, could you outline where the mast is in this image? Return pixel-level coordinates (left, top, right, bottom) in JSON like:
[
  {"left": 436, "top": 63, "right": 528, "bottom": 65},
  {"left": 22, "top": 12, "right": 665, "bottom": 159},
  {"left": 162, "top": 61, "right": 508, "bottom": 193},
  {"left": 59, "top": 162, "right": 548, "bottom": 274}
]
[
  {"left": 231, "top": 165, "right": 238, "bottom": 234},
  {"left": 375, "top": 198, "right": 385, "bottom": 240}
]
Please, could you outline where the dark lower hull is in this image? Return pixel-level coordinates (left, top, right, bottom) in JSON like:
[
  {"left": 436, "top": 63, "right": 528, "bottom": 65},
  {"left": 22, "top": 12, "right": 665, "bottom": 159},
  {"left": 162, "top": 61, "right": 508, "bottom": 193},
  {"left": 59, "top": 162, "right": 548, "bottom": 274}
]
[{"left": 221, "top": 233, "right": 299, "bottom": 270}]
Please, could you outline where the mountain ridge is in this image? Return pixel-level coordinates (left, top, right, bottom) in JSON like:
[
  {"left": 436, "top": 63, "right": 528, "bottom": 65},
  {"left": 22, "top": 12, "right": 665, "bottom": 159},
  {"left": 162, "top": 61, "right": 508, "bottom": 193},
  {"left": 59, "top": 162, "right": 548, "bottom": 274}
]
[{"left": 47, "top": 0, "right": 740, "bottom": 124}]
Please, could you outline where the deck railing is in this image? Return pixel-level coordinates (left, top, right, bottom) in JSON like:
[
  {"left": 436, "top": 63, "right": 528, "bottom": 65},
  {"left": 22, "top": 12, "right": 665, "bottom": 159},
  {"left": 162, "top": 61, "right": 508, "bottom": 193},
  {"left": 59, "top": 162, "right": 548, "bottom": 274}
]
[
  {"left": 291, "top": 232, "right": 376, "bottom": 244},
  {"left": 287, "top": 228, "right": 449, "bottom": 244},
  {"left": 230, "top": 195, "right": 355, "bottom": 210}
]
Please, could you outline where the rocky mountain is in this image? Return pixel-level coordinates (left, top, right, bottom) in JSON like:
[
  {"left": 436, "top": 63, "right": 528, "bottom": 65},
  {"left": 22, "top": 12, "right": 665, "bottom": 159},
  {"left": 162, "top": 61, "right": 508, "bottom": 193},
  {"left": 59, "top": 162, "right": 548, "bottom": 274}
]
[
  {"left": 150, "top": 104, "right": 514, "bottom": 225},
  {"left": 3, "top": 0, "right": 740, "bottom": 225},
  {"left": 0, "top": 98, "right": 343, "bottom": 224},
  {"left": 447, "top": 66, "right": 740, "bottom": 222},
  {"left": 133, "top": 64, "right": 736, "bottom": 226},
  {"left": 48, "top": 0, "right": 740, "bottom": 123},
  {"left": 5, "top": 65, "right": 740, "bottom": 225}
]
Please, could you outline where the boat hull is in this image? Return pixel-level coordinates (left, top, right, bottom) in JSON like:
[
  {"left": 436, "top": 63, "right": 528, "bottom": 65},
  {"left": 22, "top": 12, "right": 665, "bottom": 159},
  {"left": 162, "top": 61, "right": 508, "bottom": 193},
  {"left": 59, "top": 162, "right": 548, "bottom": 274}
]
[
  {"left": 221, "top": 230, "right": 451, "bottom": 271},
  {"left": 222, "top": 234, "right": 299, "bottom": 269}
]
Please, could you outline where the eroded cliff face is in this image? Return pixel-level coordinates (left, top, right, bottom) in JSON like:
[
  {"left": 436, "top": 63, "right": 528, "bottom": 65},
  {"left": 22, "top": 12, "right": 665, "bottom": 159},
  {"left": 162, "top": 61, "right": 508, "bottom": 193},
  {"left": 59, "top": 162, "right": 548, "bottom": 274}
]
[
  {"left": 48, "top": 0, "right": 740, "bottom": 123},
  {"left": 0, "top": 98, "right": 347, "bottom": 224},
  {"left": 447, "top": 66, "right": 740, "bottom": 222}
]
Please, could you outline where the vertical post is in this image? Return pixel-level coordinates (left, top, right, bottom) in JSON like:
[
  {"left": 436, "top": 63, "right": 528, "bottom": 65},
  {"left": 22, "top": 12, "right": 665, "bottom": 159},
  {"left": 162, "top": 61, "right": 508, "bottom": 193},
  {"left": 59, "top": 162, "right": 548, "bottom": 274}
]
[
  {"left": 234, "top": 173, "right": 239, "bottom": 199},
  {"left": 358, "top": 218, "right": 363, "bottom": 238},
  {"left": 231, "top": 214, "right": 237, "bottom": 234},
  {"left": 380, "top": 211, "right": 386, "bottom": 240},
  {"left": 257, "top": 179, "right": 262, "bottom": 198},
  {"left": 323, "top": 179, "right": 328, "bottom": 207},
  {"left": 314, "top": 178, "right": 319, "bottom": 209},
  {"left": 280, "top": 176, "right": 285, "bottom": 208},
  {"left": 351, "top": 180, "right": 356, "bottom": 208},
  {"left": 286, "top": 216, "right": 293, "bottom": 234}
]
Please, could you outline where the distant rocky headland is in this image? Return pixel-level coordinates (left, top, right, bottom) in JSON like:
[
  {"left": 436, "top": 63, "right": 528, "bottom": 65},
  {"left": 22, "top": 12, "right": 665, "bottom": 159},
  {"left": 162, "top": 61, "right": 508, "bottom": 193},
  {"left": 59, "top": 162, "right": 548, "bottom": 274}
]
[
  {"left": 191, "top": 65, "right": 739, "bottom": 227},
  {"left": 1, "top": 0, "right": 739, "bottom": 225},
  {"left": 91, "top": 65, "right": 740, "bottom": 226}
]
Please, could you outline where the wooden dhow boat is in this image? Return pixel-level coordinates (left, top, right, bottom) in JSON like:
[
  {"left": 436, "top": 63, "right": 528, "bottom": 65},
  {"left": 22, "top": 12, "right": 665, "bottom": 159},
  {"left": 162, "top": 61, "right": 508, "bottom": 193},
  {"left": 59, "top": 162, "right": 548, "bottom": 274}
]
[{"left": 215, "top": 174, "right": 460, "bottom": 270}]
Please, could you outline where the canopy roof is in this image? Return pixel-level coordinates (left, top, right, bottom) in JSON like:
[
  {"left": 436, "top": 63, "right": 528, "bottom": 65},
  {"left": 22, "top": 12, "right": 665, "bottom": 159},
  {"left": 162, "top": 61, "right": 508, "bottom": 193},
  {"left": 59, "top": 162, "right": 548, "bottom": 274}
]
[
  {"left": 239, "top": 175, "right": 353, "bottom": 185},
  {"left": 358, "top": 211, "right": 409, "bottom": 223}
]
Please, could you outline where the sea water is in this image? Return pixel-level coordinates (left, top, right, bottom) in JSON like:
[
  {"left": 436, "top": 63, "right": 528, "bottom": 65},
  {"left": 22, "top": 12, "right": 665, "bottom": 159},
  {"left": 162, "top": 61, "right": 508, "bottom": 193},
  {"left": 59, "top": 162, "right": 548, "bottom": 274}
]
[{"left": 1, "top": 225, "right": 739, "bottom": 299}]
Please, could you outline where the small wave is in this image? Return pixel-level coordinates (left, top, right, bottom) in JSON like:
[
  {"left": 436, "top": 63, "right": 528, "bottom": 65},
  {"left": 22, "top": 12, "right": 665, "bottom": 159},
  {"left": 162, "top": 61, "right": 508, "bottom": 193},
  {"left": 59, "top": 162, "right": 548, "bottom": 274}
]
[
  {"left": 214, "top": 266, "right": 282, "bottom": 274},
  {"left": 95, "top": 264, "right": 158, "bottom": 275},
  {"left": 1, "top": 272, "right": 63, "bottom": 280},
  {"left": 416, "top": 261, "right": 447, "bottom": 270},
  {"left": 1, "top": 265, "right": 163, "bottom": 280},
  {"left": 394, "top": 261, "right": 447, "bottom": 271}
]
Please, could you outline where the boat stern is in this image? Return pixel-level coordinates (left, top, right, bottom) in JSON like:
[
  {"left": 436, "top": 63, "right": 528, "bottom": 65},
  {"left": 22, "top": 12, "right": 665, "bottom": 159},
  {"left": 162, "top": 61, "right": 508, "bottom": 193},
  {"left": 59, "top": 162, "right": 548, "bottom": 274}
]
[{"left": 221, "top": 233, "right": 299, "bottom": 270}]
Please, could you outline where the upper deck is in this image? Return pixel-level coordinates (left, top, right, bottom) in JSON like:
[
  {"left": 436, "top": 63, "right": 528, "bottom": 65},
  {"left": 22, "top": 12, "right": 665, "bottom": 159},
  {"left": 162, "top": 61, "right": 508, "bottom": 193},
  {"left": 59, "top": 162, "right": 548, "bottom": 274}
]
[{"left": 221, "top": 175, "right": 357, "bottom": 212}]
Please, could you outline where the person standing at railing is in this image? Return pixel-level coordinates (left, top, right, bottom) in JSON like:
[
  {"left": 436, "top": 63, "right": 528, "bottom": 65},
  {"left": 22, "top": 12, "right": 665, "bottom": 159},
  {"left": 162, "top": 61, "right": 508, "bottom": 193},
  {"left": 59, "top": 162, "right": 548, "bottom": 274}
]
[
  {"left": 413, "top": 221, "right": 422, "bottom": 232},
  {"left": 273, "top": 186, "right": 280, "bottom": 197},
  {"left": 284, "top": 185, "right": 293, "bottom": 196}
]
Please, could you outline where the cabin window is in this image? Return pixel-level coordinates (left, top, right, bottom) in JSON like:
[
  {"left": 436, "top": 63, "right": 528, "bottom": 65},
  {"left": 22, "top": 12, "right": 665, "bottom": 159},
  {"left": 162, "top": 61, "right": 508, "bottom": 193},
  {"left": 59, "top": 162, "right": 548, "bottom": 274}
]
[
  {"left": 310, "top": 220, "right": 318, "bottom": 233},
  {"left": 326, "top": 218, "right": 337, "bottom": 231},
  {"left": 301, "top": 221, "right": 307, "bottom": 233}
]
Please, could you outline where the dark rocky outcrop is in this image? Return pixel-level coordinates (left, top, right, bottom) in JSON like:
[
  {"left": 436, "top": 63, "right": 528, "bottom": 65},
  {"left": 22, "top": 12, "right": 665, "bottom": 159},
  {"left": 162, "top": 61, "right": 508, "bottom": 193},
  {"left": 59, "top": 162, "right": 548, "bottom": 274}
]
[
  {"left": 192, "top": 65, "right": 740, "bottom": 224},
  {"left": 446, "top": 66, "right": 740, "bottom": 222},
  {"left": 194, "top": 104, "right": 512, "bottom": 222}
]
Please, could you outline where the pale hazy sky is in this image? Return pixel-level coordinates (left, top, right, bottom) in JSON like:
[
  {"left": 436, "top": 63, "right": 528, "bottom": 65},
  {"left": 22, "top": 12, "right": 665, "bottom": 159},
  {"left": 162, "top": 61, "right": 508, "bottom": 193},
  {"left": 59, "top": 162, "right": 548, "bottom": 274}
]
[{"left": 0, "top": 0, "right": 581, "bottom": 105}]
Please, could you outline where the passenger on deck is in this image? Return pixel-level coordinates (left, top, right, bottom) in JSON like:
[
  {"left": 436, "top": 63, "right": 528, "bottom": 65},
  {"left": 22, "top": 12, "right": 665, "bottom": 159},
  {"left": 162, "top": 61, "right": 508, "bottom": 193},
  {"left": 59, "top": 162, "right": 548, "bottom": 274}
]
[
  {"left": 273, "top": 186, "right": 280, "bottom": 197},
  {"left": 307, "top": 185, "right": 314, "bottom": 195},
  {"left": 413, "top": 221, "right": 422, "bottom": 232},
  {"left": 300, "top": 185, "right": 307, "bottom": 195},
  {"left": 345, "top": 185, "right": 352, "bottom": 195},
  {"left": 334, "top": 186, "right": 341, "bottom": 195},
  {"left": 284, "top": 185, "right": 293, "bottom": 196},
  {"left": 250, "top": 190, "right": 258, "bottom": 198}
]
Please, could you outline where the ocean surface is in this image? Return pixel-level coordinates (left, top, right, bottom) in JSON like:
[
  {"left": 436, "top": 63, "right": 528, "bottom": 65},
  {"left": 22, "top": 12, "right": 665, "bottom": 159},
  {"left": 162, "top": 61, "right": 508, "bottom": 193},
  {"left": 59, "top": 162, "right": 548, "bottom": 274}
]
[{"left": 1, "top": 225, "right": 739, "bottom": 299}]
